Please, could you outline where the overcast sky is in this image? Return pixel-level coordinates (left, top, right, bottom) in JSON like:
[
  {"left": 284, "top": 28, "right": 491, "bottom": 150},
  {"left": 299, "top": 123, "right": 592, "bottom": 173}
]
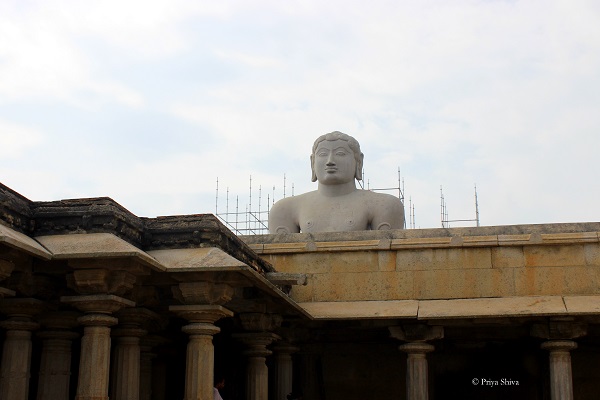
[{"left": 1, "top": 0, "right": 599, "bottom": 231}]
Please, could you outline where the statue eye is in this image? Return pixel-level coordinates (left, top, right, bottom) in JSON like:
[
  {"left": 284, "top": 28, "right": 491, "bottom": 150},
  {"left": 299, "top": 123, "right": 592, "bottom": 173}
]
[
  {"left": 317, "top": 151, "right": 329, "bottom": 157},
  {"left": 336, "top": 151, "right": 346, "bottom": 156}
]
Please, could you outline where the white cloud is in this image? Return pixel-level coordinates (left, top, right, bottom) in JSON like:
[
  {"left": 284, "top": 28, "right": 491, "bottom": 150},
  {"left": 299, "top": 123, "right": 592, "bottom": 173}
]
[{"left": 0, "top": 120, "right": 44, "bottom": 158}]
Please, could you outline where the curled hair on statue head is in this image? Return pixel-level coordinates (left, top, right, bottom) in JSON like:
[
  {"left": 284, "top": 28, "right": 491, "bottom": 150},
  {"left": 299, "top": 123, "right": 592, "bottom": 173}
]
[{"left": 310, "top": 131, "right": 364, "bottom": 182}]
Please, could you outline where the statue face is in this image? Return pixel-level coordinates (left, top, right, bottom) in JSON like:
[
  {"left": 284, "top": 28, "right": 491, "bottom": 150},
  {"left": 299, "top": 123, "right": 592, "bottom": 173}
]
[{"left": 312, "top": 139, "right": 357, "bottom": 185}]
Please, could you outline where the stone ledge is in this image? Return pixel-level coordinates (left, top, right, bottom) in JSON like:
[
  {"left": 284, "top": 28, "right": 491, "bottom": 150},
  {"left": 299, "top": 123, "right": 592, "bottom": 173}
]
[
  {"left": 563, "top": 295, "right": 600, "bottom": 314},
  {"left": 36, "top": 232, "right": 164, "bottom": 270},
  {"left": 417, "top": 296, "right": 567, "bottom": 319},
  {"left": 0, "top": 223, "right": 52, "bottom": 259},
  {"left": 148, "top": 247, "right": 246, "bottom": 271},
  {"left": 297, "top": 300, "right": 418, "bottom": 319},
  {"left": 245, "top": 227, "right": 600, "bottom": 255},
  {"left": 295, "top": 296, "right": 600, "bottom": 321}
]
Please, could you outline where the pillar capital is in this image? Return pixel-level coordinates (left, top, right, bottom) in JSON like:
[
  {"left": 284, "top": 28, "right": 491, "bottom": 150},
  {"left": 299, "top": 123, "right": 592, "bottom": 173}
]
[
  {"left": 66, "top": 268, "right": 138, "bottom": 296},
  {"left": 172, "top": 281, "right": 234, "bottom": 305},
  {"left": 239, "top": 312, "right": 282, "bottom": 331},
  {"left": 0, "top": 297, "right": 45, "bottom": 318},
  {"left": 234, "top": 332, "right": 281, "bottom": 357},
  {"left": 399, "top": 342, "right": 435, "bottom": 355},
  {"left": 532, "top": 319, "right": 587, "bottom": 340},
  {"left": 541, "top": 340, "right": 578, "bottom": 353},
  {"left": 61, "top": 294, "right": 135, "bottom": 314},
  {"left": 170, "top": 304, "right": 234, "bottom": 324},
  {"left": 389, "top": 324, "right": 444, "bottom": 342}
]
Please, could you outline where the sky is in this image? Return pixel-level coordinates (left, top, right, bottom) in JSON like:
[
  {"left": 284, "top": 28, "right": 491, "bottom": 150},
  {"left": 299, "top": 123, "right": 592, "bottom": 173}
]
[{"left": 1, "top": 0, "right": 599, "bottom": 231}]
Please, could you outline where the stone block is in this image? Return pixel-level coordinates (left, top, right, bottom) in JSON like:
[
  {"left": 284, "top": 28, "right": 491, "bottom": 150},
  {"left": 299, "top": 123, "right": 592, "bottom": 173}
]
[
  {"left": 312, "top": 271, "right": 414, "bottom": 302},
  {"left": 524, "top": 244, "right": 586, "bottom": 267},
  {"left": 498, "top": 234, "right": 532, "bottom": 246},
  {"left": 514, "top": 266, "right": 600, "bottom": 296},
  {"left": 540, "top": 232, "right": 599, "bottom": 244},
  {"left": 491, "top": 247, "right": 525, "bottom": 268},
  {"left": 396, "top": 249, "right": 433, "bottom": 270},
  {"left": 268, "top": 253, "right": 332, "bottom": 274},
  {"left": 461, "top": 235, "right": 499, "bottom": 246},
  {"left": 298, "top": 300, "right": 418, "bottom": 319},
  {"left": 262, "top": 242, "right": 309, "bottom": 254},
  {"left": 378, "top": 251, "right": 396, "bottom": 272},
  {"left": 514, "top": 266, "right": 564, "bottom": 296},
  {"left": 289, "top": 279, "right": 314, "bottom": 302},
  {"left": 564, "top": 295, "right": 600, "bottom": 314},
  {"left": 413, "top": 268, "right": 515, "bottom": 299},
  {"left": 329, "top": 252, "right": 379, "bottom": 273},
  {"left": 391, "top": 237, "right": 453, "bottom": 249},
  {"left": 396, "top": 248, "right": 492, "bottom": 271},
  {"left": 315, "top": 240, "right": 383, "bottom": 251},
  {"left": 418, "top": 296, "right": 567, "bottom": 319},
  {"left": 584, "top": 244, "right": 600, "bottom": 266}
]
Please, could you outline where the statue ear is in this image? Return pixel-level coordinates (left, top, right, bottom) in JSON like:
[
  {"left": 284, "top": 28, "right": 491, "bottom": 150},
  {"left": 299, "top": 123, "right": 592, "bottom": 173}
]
[
  {"left": 355, "top": 152, "right": 364, "bottom": 181},
  {"left": 310, "top": 154, "right": 317, "bottom": 182}
]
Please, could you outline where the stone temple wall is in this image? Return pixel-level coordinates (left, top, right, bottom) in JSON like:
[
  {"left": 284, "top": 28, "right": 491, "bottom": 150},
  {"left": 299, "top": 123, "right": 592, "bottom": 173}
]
[{"left": 244, "top": 224, "right": 600, "bottom": 317}]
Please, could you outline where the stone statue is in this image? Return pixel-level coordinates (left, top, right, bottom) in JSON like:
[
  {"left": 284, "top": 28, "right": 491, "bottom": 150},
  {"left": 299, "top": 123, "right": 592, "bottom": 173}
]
[{"left": 269, "top": 131, "right": 405, "bottom": 233}]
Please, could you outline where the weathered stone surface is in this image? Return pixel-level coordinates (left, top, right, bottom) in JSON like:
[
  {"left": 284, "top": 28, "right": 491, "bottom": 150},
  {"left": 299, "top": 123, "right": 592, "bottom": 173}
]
[
  {"left": 246, "top": 226, "right": 600, "bottom": 304},
  {"left": 36, "top": 232, "right": 163, "bottom": 270},
  {"left": 0, "top": 224, "right": 51, "bottom": 260},
  {"left": 299, "top": 300, "right": 418, "bottom": 319},
  {"left": 418, "top": 296, "right": 566, "bottom": 319},
  {"left": 148, "top": 247, "right": 246, "bottom": 271}
]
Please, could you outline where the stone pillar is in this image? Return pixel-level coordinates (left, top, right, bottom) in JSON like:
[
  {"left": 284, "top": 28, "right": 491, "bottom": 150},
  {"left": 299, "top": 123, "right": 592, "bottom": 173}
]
[
  {"left": 36, "top": 311, "right": 80, "bottom": 400},
  {"left": 532, "top": 318, "right": 586, "bottom": 400},
  {"left": 389, "top": 324, "right": 443, "bottom": 400},
  {"left": 398, "top": 342, "right": 434, "bottom": 400},
  {"left": 110, "top": 308, "right": 159, "bottom": 400},
  {"left": 235, "top": 332, "right": 280, "bottom": 400},
  {"left": 273, "top": 343, "right": 299, "bottom": 400},
  {"left": 170, "top": 304, "right": 234, "bottom": 400},
  {"left": 235, "top": 313, "right": 282, "bottom": 400},
  {"left": 139, "top": 336, "right": 166, "bottom": 400},
  {"left": 0, "top": 298, "right": 44, "bottom": 400},
  {"left": 541, "top": 340, "right": 577, "bottom": 400},
  {"left": 62, "top": 294, "right": 134, "bottom": 400}
]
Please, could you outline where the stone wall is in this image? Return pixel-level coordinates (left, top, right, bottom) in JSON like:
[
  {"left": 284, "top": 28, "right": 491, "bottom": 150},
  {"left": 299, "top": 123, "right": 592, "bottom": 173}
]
[{"left": 243, "top": 223, "right": 600, "bottom": 305}]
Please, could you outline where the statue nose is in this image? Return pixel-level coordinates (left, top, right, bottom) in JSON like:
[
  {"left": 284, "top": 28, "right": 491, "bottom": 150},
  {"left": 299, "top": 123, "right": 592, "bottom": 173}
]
[{"left": 326, "top": 154, "right": 335, "bottom": 165}]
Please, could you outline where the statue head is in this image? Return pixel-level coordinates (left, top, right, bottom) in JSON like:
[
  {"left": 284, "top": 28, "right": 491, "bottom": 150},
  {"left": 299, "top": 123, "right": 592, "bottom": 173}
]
[{"left": 310, "top": 131, "right": 364, "bottom": 183}]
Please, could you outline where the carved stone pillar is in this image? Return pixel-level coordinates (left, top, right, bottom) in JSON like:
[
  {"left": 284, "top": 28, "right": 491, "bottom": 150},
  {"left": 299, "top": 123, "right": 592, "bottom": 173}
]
[
  {"left": 235, "top": 332, "right": 280, "bottom": 400},
  {"left": 541, "top": 340, "right": 577, "bottom": 400},
  {"left": 62, "top": 294, "right": 134, "bottom": 400},
  {"left": 170, "top": 305, "right": 234, "bottom": 400},
  {"left": 532, "top": 318, "right": 586, "bottom": 400},
  {"left": 0, "top": 298, "right": 44, "bottom": 400},
  {"left": 273, "top": 343, "right": 299, "bottom": 400},
  {"left": 390, "top": 325, "right": 443, "bottom": 400},
  {"left": 398, "top": 342, "right": 434, "bottom": 400},
  {"left": 36, "top": 311, "right": 80, "bottom": 400},
  {"left": 110, "top": 308, "right": 158, "bottom": 400},
  {"left": 139, "top": 335, "right": 166, "bottom": 400},
  {"left": 234, "top": 313, "right": 282, "bottom": 400}
]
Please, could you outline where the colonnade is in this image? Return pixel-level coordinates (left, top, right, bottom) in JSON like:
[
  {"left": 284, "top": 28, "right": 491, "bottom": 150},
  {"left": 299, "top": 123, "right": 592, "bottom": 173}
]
[
  {"left": 0, "top": 297, "right": 589, "bottom": 400},
  {"left": 389, "top": 321, "right": 585, "bottom": 400},
  {"left": 0, "top": 296, "right": 298, "bottom": 400}
]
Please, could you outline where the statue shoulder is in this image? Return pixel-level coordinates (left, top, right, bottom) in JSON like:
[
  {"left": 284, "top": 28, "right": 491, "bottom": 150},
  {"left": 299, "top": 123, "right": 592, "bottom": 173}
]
[
  {"left": 360, "top": 190, "right": 405, "bottom": 230},
  {"left": 268, "top": 192, "right": 316, "bottom": 234}
]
